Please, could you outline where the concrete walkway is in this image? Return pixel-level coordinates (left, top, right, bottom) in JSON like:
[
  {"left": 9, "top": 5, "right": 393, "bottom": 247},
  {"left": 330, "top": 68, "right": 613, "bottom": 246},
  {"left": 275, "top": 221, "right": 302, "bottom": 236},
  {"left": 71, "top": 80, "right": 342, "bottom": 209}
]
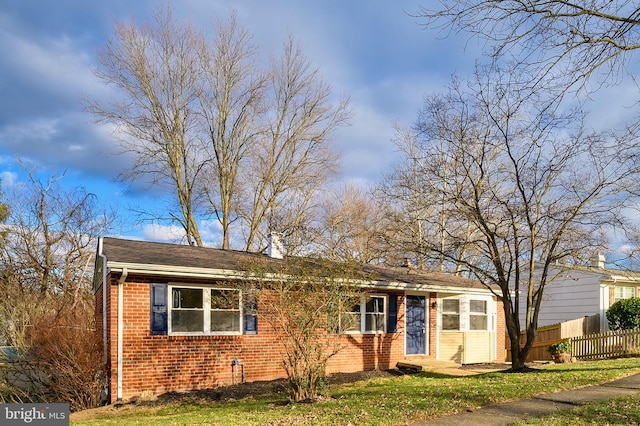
[{"left": 412, "top": 372, "right": 640, "bottom": 425}]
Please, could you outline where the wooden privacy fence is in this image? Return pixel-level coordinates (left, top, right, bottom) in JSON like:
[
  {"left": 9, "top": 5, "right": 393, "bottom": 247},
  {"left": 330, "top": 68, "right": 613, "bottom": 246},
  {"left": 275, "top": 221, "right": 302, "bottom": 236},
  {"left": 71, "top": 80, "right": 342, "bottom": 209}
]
[
  {"left": 506, "top": 324, "right": 561, "bottom": 362},
  {"left": 506, "top": 314, "right": 601, "bottom": 362},
  {"left": 572, "top": 329, "right": 640, "bottom": 360}
]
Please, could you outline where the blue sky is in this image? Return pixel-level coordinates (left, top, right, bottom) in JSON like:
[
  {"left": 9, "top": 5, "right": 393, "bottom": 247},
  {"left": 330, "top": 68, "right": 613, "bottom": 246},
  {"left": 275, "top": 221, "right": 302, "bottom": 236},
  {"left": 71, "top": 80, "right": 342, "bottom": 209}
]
[{"left": 1, "top": 1, "right": 637, "bottom": 244}]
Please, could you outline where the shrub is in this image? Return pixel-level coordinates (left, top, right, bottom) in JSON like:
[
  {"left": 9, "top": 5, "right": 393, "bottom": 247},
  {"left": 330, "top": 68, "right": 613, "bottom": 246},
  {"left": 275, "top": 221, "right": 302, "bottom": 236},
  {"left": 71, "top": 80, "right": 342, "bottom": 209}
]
[
  {"left": 548, "top": 340, "right": 571, "bottom": 354},
  {"left": 28, "top": 307, "right": 104, "bottom": 412},
  {"left": 246, "top": 257, "right": 363, "bottom": 403},
  {"left": 606, "top": 297, "right": 640, "bottom": 331},
  {"left": 0, "top": 299, "right": 104, "bottom": 411}
]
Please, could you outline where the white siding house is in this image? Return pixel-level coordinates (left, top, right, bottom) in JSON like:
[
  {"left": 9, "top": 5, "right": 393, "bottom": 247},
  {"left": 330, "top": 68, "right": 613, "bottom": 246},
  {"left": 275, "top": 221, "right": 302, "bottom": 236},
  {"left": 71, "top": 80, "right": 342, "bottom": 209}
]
[{"left": 517, "top": 257, "right": 640, "bottom": 331}]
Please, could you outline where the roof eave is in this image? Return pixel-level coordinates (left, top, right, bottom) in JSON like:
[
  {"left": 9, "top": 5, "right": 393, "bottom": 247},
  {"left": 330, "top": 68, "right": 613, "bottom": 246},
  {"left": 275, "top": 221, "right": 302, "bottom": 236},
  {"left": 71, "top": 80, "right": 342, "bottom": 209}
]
[{"left": 106, "top": 261, "right": 497, "bottom": 294}]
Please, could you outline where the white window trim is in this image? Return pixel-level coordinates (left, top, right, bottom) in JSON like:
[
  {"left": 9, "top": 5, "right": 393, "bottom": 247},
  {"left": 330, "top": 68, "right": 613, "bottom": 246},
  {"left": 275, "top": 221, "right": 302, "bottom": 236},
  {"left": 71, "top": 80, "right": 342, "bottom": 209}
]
[
  {"left": 469, "top": 299, "right": 489, "bottom": 331},
  {"left": 342, "top": 294, "right": 387, "bottom": 334},
  {"left": 168, "top": 284, "right": 243, "bottom": 336},
  {"left": 440, "top": 298, "right": 461, "bottom": 331},
  {"left": 614, "top": 286, "right": 637, "bottom": 303},
  {"left": 439, "top": 295, "right": 495, "bottom": 333}
]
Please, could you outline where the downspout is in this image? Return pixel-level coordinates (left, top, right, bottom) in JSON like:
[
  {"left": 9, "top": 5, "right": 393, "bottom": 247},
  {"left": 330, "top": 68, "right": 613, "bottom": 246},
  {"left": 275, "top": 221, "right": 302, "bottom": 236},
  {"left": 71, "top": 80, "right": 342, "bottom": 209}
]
[
  {"left": 602, "top": 276, "right": 616, "bottom": 332},
  {"left": 117, "top": 267, "right": 128, "bottom": 402},
  {"left": 97, "top": 238, "right": 109, "bottom": 404},
  {"left": 98, "top": 237, "right": 107, "bottom": 365}
]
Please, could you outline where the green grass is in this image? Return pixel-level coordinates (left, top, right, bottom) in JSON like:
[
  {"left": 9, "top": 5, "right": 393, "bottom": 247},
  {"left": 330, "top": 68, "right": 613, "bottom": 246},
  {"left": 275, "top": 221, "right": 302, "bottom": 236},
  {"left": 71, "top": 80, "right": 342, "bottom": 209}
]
[
  {"left": 72, "top": 358, "right": 640, "bottom": 426},
  {"left": 512, "top": 393, "right": 640, "bottom": 425}
]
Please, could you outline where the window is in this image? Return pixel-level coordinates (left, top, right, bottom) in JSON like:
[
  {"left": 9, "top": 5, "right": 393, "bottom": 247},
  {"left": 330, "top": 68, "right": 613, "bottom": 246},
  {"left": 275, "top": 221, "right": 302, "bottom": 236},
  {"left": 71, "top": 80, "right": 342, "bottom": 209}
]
[
  {"left": 440, "top": 296, "right": 494, "bottom": 332},
  {"left": 341, "top": 303, "right": 362, "bottom": 332},
  {"left": 210, "top": 289, "right": 241, "bottom": 332},
  {"left": 365, "top": 296, "right": 385, "bottom": 332},
  {"left": 441, "top": 299, "right": 460, "bottom": 330},
  {"left": 341, "top": 295, "right": 386, "bottom": 333},
  {"left": 172, "top": 287, "right": 204, "bottom": 332},
  {"left": 614, "top": 286, "right": 637, "bottom": 303},
  {"left": 469, "top": 299, "right": 488, "bottom": 331},
  {"left": 170, "top": 286, "right": 241, "bottom": 334}
]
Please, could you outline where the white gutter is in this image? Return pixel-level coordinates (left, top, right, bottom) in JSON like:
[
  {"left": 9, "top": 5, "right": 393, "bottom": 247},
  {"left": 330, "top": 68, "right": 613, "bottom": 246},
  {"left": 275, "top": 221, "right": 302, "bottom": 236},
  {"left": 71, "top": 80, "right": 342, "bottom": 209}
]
[
  {"left": 116, "top": 267, "right": 128, "bottom": 402},
  {"left": 106, "top": 261, "right": 496, "bottom": 295},
  {"left": 107, "top": 262, "right": 248, "bottom": 281}
]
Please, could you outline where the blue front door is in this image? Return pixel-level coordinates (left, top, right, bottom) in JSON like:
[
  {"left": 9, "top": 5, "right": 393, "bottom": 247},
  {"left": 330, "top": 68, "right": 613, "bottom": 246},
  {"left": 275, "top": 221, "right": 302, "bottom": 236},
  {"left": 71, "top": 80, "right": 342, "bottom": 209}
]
[{"left": 406, "top": 295, "right": 426, "bottom": 355}]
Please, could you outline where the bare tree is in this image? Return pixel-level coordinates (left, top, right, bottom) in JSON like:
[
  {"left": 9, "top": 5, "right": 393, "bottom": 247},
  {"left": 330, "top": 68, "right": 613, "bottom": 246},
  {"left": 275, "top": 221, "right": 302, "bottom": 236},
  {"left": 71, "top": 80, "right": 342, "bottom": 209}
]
[
  {"left": 91, "top": 9, "right": 348, "bottom": 251},
  {"left": 379, "top": 119, "right": 476, "bottom": 272},
  {"left": 417, "top": 1, "right": 640, "bottom": 94},
  {"left": 198, "top": 12, "right": 266, "bottom": 250},
  {"left": 256, "top": 187, "right": 323, "bottom": 257},
  {"left": 398, "top": 70, "right": 640, "bottom": 369},
  {"left": 89, "top": 7, "right": 205, "bottom": 246},
  {"left": 240, "top": 37, "right": 350, "bottom": 252},
  {"left": 0, "top": 163, "right": 113, "bottom": 408},
  {"left": 1, "top": 163, "right": 112, "bottom": 304},
  {"left": 317, "top": 183, "right": 389, "bottom": 264}
]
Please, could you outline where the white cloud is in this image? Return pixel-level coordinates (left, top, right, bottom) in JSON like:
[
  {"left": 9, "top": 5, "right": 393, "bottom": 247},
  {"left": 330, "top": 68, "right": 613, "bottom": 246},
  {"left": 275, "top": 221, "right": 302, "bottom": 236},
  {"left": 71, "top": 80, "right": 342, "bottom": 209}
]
[
  {"left": 0, "top": 171, "right": 18, "bottom": 188},
  {"left": 142, "top": 223, "right": 187, "bottom": 243},
  {"left": 199, "top": 219, "right": 224, "bottom": 248}
]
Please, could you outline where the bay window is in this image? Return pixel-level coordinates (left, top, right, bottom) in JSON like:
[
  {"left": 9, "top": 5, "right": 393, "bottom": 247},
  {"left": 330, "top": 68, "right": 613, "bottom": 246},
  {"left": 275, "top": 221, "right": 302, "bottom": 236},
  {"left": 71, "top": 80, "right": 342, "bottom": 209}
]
[
  {"left": 469, "top": 299, "right": 488, "bottom": 331},
  {"left": 440, "top": 296, "right": 493, "bottom": 332},
  {"left": 441, "top": 299, "right": 460, "bottom": 330}
]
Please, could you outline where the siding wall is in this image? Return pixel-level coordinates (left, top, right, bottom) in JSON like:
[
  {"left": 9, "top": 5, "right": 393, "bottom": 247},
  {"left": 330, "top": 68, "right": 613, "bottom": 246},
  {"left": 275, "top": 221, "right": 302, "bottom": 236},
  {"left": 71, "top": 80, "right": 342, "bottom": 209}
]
[
  {"left": 439, "top": 332, "right": 464, "bottom": 363},
  {"left": 439, "top": 332, "right": 497, "bottom": 364},
  {"left": 437, "top": 296, "right": 505, "bottom": 364},
  {"left": 518, "top": 268, "right": 603, "bottom": 328},
  {"left": 463, "top": 332, "right": 495, "bottom": 363}
]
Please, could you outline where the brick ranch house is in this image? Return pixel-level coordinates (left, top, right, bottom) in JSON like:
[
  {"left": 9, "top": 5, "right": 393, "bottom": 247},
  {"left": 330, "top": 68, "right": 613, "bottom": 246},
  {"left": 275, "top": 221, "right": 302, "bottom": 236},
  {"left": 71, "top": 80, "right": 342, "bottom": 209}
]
[{"left": 93, "top": 237, "right": 506, "bottom": 403}]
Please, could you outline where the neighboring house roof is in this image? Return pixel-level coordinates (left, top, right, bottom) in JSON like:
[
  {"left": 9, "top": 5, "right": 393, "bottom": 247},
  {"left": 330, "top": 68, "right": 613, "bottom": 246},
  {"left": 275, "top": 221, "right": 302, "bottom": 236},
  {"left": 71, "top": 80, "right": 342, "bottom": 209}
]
[
  {"left": 543, "top": 263, "right": 640, "bottom": 285},
  {"left": 97, "top": 237, "right": 497, "bottom": 294}
]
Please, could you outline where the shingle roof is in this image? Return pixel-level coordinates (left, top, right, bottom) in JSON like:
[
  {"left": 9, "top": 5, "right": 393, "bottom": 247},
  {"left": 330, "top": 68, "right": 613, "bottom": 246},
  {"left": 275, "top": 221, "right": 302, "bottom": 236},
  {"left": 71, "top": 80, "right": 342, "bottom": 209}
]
[
  {"left": 101, "top": 236, "right": 273, "bottom": 271},
  {"left": 99, "top": 237, "right": 495, "bottom": 292}
]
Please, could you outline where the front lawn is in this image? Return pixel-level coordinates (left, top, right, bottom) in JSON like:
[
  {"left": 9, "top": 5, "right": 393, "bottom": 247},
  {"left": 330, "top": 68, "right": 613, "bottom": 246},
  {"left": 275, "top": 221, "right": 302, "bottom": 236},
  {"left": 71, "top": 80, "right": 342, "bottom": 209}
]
[
  {"left": 72, "top": 358, "right": 640, "bottom": 425},
  {"left": 512, "top": 393, "right": 640, "bottom": 425}
]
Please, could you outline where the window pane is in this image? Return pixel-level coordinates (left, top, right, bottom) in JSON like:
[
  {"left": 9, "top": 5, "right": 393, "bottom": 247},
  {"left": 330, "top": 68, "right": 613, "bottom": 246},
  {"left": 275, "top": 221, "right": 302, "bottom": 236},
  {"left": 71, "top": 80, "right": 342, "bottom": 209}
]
[
  {"left": 442, "top": 314, "right": 460, "bottom": 330},
  {"left": 211, "top": 289, "right": 239, "bottom": 309},
  {"left": 341, "top": 312, "right": 361, "bottom": 332},
  {"left": 366, "top": 297, "right": 384, "bottom": 314},
  {"left": 171, "top": 310, "right": 204, "bottom": 332},
  {"left": 365, "top": 313, "right": 385, "bottom": 332},
  {"left": 173, "top": 288, "right": 203, "bottom": 309},
  {"left": 615, "top": 286, "right": 636, "bottom": 302},
  {"left": 442, "top": 299, "right": 459, "bottom": 313},
  {"left": 470, "top": 300, "right": 487, "bottom": 314},
  {"left": 210, "top": 311, "right": 240, "bottom": 332},
  {"left": 470, "top": 315, "right": 487, "bottom": 330}
]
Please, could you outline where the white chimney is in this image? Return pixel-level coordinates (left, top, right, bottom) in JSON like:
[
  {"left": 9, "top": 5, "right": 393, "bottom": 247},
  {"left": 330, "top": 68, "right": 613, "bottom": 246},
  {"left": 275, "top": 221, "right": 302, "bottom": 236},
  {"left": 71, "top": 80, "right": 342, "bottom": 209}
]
[
  {"left": 267, "top": 233, "right": 284, "bottom": 259},
  {"left": 592, "top": 254, "right": 606, "bottom": 269}
]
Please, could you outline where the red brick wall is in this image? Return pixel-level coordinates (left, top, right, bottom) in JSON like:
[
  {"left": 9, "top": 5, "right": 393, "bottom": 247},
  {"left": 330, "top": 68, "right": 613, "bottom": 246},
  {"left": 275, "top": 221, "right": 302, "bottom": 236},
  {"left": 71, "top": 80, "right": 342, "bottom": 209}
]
[
  {"left": 98, "top": 275, "right": 413, "bottom": 403},
  {"left": 95, "top": 274, "right": 505, "bottom": 403},
  {"left": 429, "top": 293, "right": 438, "bottom": 358},
  {"left": 495, "top": 298, "right": 506, "bottom": 362},
  {"left": 329, "top": 292, "right": 406, "bottom": 372}
]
